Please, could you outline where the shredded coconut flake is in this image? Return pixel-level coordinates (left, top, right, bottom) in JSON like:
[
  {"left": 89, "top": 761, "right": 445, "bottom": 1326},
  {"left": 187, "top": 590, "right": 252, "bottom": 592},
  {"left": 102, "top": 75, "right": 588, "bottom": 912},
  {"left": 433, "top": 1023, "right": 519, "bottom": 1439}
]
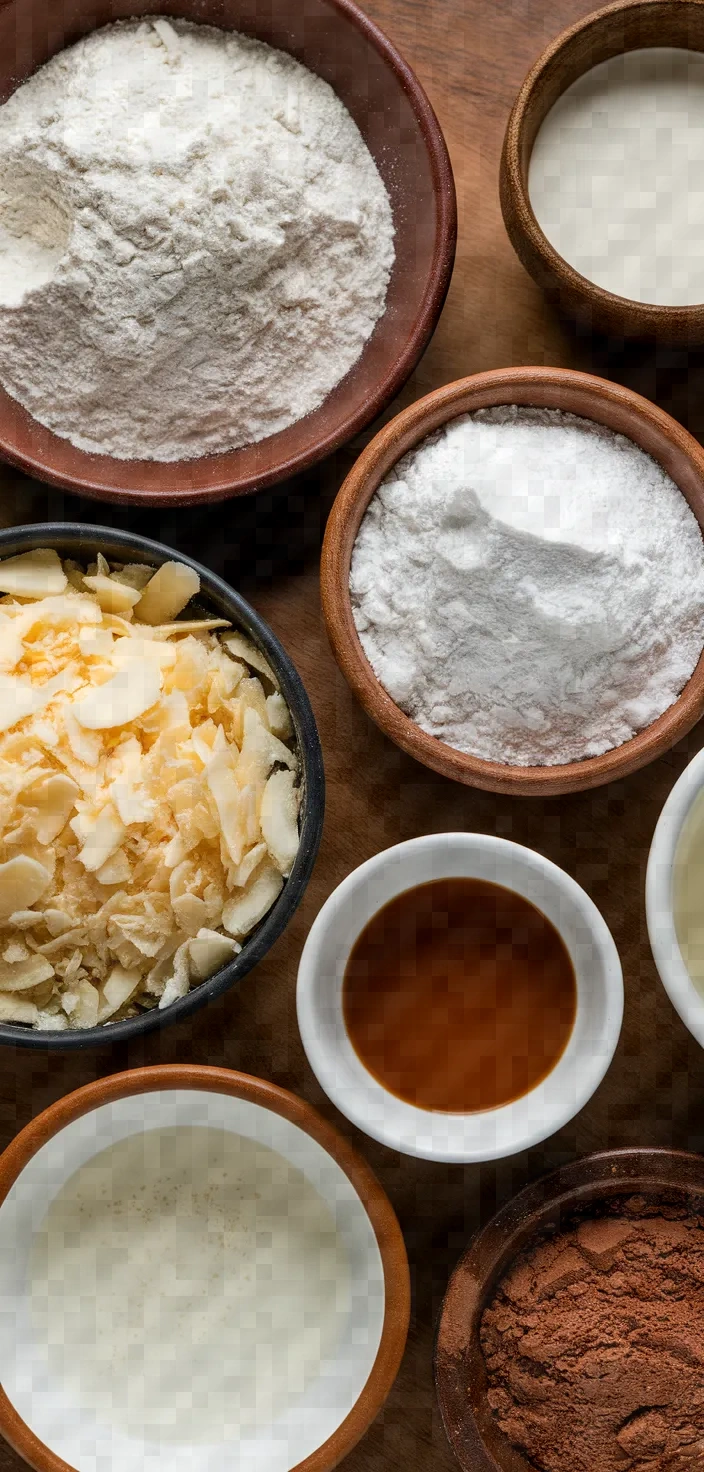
[{"left": 0, "top": 551, "right": 300, "bottom": 1029}]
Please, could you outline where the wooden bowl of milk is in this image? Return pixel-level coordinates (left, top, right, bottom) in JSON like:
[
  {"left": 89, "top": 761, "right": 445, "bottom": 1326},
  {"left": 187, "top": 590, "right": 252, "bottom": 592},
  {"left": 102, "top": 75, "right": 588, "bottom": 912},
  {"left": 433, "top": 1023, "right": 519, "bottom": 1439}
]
[
  {"left": 0, "top": 1065, "right": 410, "bottom": 1472},
  {"left": 500, "top": 0, "right": 704, "bottom": 341}
]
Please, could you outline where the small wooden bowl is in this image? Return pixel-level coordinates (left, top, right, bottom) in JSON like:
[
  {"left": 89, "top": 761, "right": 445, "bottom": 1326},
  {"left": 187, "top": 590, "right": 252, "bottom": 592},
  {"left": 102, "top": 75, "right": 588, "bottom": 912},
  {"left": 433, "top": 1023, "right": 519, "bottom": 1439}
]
[
  {"left": 0, "top": 1065, "right": 411, "bottom": 1472},
  {"left": 320, "top": 366, "right": 704, "bottom": 797},
  {"left": 434, "top": 1147, "right": 704, "bottom": 1472},
  {"left": 0, "top": 0, "right": 456, "bottom": 507},
  {"left": 500, "top": 0, "right": 704, "bottom": 343}
]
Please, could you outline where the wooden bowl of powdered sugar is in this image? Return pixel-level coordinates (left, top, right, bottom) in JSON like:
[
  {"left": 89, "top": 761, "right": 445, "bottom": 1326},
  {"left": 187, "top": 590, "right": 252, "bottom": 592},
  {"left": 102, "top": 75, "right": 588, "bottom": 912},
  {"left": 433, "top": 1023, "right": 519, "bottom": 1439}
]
[
  {"left": 0, "top": 0, "right": 455, "bottom": 505},
  {"left": 321, "top": 366, "right": 704, "bottom": 796}
]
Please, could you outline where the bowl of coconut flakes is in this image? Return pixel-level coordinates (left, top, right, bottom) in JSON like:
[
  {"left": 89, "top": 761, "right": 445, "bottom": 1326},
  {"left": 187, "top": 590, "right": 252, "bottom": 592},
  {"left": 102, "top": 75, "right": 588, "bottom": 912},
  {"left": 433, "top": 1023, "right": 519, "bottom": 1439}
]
[
  {"left": 0, "top": 2, "right": 455, "bottom": 505},
  {"left": 0, "top": 524, "right": 324, "bottom": 1047}
]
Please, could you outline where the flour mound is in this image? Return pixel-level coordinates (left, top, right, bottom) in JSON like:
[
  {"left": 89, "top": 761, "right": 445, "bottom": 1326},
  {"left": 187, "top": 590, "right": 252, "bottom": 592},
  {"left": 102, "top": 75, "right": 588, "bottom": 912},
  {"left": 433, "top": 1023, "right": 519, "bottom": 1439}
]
[
  {"left": 350, "top": 407, "right": 704, "bottom": 767},
  {"left": 0, "top": 17, "right": 395, "bottom": 461}
]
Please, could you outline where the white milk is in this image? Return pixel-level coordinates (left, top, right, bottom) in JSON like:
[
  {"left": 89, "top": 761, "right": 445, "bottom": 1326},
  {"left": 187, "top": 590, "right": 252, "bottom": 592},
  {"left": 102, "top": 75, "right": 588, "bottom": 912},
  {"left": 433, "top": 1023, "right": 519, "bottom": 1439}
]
[
  {"left": 674, "top": 787, "right": 704, "bottom": 995},
  {"left": 528, "top": 48, "right": 704, "bottom": 306},
  {"left": 28, "top": 1126, "right": 351, "bottom": 1444}
]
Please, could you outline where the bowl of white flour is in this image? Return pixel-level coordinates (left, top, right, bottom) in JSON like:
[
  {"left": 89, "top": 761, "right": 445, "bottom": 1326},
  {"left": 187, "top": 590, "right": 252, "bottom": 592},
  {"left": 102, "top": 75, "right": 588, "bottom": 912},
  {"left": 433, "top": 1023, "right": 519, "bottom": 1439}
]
[
  {"left": 0, "top": 3, "right": 455, "bottom": 504},
  {"left": 321, "top": 366, "right": 704, "bottom": 796},
  {"left": 0, "top": 1064, "right": 410, "bottom": 1471}
]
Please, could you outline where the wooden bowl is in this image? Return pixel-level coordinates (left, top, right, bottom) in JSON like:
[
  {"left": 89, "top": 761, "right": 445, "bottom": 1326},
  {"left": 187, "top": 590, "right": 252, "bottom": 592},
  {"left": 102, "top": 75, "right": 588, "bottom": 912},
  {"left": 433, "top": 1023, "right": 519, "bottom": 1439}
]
[
  {"left": 500, "top": 0, "right": 704, "bottom": 343},
  {"left": 434, "top": 1146, "right": 704, "bottom": 1472},
  {"left": 0, "top": 0, "right": 456, "bottom": 507},
  {"left": 320, "top": 365, "right": 704, "bottom": 797},
  {"left": 0, "top": 1064, "right": 411, "bottom": 1472}
]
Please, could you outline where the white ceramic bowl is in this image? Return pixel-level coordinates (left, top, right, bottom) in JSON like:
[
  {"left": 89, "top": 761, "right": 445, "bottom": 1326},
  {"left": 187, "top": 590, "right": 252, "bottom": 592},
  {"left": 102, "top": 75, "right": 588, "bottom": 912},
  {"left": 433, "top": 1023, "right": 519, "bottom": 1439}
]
[
  {"left": 646, "top": 746, "right": 704, "bottom": 1048},
  {"left": 297, "top": 834, "right": 623, "bottom": 1163},
  {"left": 0, "top": 1066, "right": 410, "bottom": 1472}
]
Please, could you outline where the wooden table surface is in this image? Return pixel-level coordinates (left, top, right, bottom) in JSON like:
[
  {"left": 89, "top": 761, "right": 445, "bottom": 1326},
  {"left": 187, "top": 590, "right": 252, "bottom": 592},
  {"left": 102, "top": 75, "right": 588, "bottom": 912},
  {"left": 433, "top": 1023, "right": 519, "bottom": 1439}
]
[{"left": 3, "top": 0, "right": 704, "bottom": 1468}]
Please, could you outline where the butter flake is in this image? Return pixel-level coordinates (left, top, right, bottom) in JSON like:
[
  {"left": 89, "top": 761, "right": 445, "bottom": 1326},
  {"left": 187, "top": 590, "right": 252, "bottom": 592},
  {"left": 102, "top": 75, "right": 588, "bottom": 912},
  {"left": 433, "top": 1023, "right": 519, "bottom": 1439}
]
[
  {"left": 19, "top": 773, "right": 79, "bottom": 844},
  {"left": 221, "top": 862, "right": 283, "bottom": 938},
  {"left": 97, "top": 964, "right": 142, "bottom": 1022},
  {"left": 260, "top": 768, "right": 300, "bottom": 876},
  {"left": 0, "top": 994, "right": 39, "bottom": 1024},
  {"left": 73, "top": 659, "right": 162, "bottom": 729},
  {"left": 157, "top": 940, "right": 191, "bottom": 1009},
  {"left": 0, "top": 954, "right": 54, "bottom": 992},
  {"left": 222, "top": 631, "right": 277, "bottom": 687},
  {"left": 82, "top": 574, "right": 141, "bottom": 616},
  {"left": 0, "top": 549, "right": 67, "bottom": 599},
  {"left": 71, "top": 803, "right": 126, "bottom": 872},
  {"left": 205, "top": 750, "right": 245, "bottom": 865},
  {"left": 135, "top": 562, "right": 200, "bottom": 625},
  {"left": 62, "top": 705, "right": 102, "bottom": 768},
  {"left": 188, "top": 928, "right": 240, "bottom": 981},
  {"left": 0, "top": 856, "right": 51, "bottom": 922}
]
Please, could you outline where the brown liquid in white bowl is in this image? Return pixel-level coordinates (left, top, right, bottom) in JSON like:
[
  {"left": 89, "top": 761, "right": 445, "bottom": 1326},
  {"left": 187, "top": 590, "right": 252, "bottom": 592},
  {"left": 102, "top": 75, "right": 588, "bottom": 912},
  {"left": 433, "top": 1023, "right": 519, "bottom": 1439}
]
[{"left": 342, "top": 878, "right": 577, "bottom": 1113}]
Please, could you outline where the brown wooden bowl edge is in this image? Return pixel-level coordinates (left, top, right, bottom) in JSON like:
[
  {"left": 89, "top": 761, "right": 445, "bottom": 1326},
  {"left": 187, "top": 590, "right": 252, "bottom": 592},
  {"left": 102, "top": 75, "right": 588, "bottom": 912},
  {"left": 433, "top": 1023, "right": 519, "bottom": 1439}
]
[
  {"left": 0, "top": 1065, "right": 411, "bottom": 1472},
  {"left": 0, "top": 0, "right": 457, "bottom": 507},
  {"left": 499, "top": 0, "right": 704, "bottom": 343},
  {"left": 321, "top": 366, "right": 704, "bottom": 795},
  {"left": 434, "top": 1145, "right": 704, "bottom": 1472}
]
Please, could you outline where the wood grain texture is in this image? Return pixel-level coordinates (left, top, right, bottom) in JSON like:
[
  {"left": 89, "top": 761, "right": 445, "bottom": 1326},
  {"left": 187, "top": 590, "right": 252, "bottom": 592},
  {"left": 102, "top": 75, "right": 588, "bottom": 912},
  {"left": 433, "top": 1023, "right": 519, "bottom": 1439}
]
[{"left": 1, "top": 0, "right": 704, "bottom": 1468}]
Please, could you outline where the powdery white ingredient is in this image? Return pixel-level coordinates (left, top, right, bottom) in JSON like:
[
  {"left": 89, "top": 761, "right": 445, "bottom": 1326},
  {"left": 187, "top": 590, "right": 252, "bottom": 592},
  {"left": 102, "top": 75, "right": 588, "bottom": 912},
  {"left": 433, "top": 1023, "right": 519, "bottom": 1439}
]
[
  {"left": 0, "top": 16, "right": 394, "bottom": 460},
  {"left": 350, "top": 407, "right": 704, "bottom": 767},
  {"left": 29, "top": 1127, "right": 351, "bottom": 1443}
]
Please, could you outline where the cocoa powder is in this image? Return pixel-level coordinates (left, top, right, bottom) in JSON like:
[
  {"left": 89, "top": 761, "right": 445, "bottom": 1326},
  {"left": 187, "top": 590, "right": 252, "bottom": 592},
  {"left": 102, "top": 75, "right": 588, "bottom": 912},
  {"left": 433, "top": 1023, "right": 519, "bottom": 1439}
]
[{"left": 480, "top": 1203, "right": 704, "bottom": 1471}]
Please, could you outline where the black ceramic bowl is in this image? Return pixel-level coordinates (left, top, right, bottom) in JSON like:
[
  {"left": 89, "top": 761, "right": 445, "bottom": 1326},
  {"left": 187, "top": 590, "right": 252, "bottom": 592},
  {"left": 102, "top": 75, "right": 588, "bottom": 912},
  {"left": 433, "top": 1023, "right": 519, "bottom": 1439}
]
[{"left": 0, "top": 523, "right": 325, "bottom": 1050}]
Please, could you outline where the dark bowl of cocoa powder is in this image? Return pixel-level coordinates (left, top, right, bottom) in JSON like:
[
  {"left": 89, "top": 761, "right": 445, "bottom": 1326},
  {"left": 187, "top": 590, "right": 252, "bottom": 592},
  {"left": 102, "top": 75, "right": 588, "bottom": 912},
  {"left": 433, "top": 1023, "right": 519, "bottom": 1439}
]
[{"left": 435, "top": 1148, "right": 704, "bottom": 1472}]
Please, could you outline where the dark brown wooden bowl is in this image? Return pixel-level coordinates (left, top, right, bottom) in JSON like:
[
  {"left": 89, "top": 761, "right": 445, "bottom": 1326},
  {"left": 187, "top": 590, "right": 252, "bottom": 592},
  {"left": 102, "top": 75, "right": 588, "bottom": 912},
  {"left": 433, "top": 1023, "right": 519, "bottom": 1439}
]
[
  {"left": 500, "top": 0, "right": 704, "bottom": 343},
  {"left": 0, "top": 1065, "right": 411, "bottom": 1472},
  {"left": 320, "top": 365, "right": 704, "bottom": 797},
  {"left": 434, "top": 1147, "right": 704, "bottom": 1472},
  {"left": 0, "top": 0, "right": 456, "bottom": 507}
]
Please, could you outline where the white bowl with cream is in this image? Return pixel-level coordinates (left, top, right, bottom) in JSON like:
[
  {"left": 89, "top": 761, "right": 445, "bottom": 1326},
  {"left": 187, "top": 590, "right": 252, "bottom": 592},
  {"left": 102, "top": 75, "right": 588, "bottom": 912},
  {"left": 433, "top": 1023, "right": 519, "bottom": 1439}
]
[
  {"left": 296, "top": 833, "right": 623, "bottom": 1164},
  {"left": 646, "top": 745, "right": 704, "bottom": 1047},
  {"left": 0, "top": 1065, "right": 409, "bottom": 1472}
]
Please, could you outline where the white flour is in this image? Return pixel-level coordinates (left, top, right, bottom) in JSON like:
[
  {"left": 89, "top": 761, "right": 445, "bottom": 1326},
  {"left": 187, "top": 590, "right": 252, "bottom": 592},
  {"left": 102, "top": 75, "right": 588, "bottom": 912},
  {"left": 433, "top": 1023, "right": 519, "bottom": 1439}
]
[
  {"left": 0, "top": 17, "right": 394, "bottom": 460},
  {"left": 350, "top": 407, "right": 704, "bottom": 766}
]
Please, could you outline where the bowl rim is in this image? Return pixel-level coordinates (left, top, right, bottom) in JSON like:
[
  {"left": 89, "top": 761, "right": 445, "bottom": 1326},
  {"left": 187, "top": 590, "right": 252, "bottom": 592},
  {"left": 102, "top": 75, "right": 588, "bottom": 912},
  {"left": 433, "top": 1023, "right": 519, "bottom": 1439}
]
[
  {"left": 646, "top": 743, "right": 704, "bottom": 1047},
  {"left": 0, "top": 522, "right": 325, "bottom": 1051},
  {"left": 320, "top": 364, "right": 704, "bottom": 796},
  {"left": 0, "top": 1063, "right": 411, "bottom": 1472},
  {"left": 296, "top": 832, "right": 624, "bottom": 1163},
  {"left": 434, "top": 1144, "right": 704, "bottom": 1472},
  {"left": 500, "top": 0, "right": 704, "bottom": 333},
  {"left": 0, "top": 0, "right": 457, "bottom": 507}
]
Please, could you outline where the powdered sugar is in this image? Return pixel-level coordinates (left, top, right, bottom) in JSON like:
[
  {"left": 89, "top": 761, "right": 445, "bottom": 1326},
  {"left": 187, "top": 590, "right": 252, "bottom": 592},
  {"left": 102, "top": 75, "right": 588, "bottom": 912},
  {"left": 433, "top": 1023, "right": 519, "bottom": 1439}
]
[
  {"left": 350, "top": 406, "right": 704, "bottom": 766},
  {"left": 0, "top": 16, "right": 394, "bottom": 460}
]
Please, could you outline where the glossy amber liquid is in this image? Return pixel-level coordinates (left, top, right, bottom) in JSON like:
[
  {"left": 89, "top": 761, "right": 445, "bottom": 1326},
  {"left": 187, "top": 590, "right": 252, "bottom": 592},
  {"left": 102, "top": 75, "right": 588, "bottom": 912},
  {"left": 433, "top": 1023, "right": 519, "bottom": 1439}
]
[{"left": 342, "top": 877, "right": 577, "bottom": 1113}]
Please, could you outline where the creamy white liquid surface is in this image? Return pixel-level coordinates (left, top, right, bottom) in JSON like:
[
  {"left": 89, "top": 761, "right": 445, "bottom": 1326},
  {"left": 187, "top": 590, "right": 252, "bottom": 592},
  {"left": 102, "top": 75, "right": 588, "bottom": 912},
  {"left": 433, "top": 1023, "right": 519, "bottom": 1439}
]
[
  {"left": 674, "top": 788, "right": 704, "bottom": 994},
  {"left": 28, "top": 1127, "right": 351, "bottom": 1445},
  {"left": 529, "top": 48, "right": 704, "bottom": 306}
]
